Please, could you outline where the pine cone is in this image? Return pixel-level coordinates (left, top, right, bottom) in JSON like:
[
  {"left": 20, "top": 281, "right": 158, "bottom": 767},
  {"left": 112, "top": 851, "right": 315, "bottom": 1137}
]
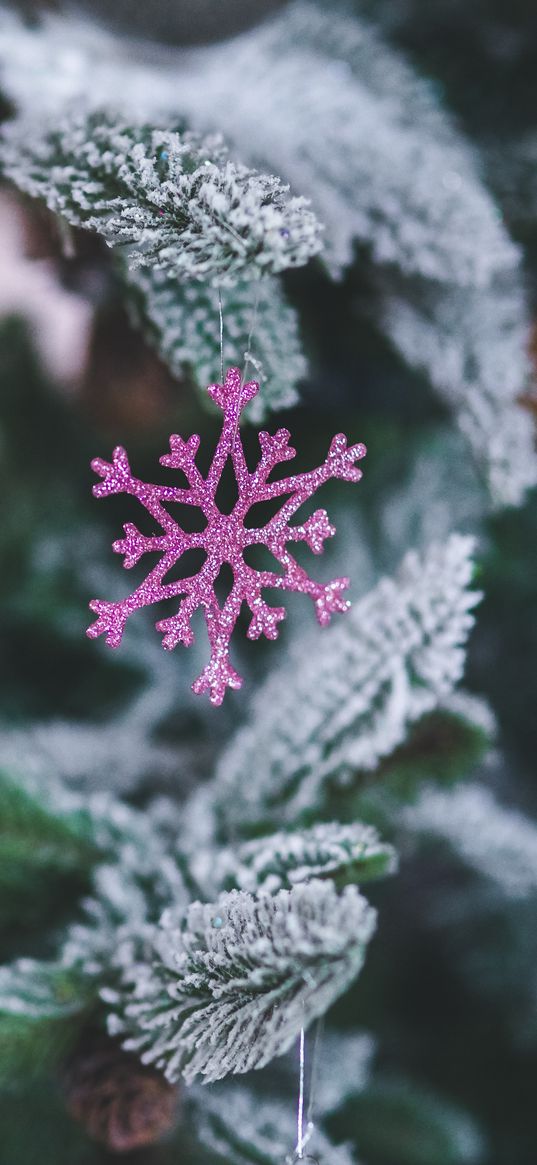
[{"left": 63, "top": 1029, "right": 179, "bottom": 1152}]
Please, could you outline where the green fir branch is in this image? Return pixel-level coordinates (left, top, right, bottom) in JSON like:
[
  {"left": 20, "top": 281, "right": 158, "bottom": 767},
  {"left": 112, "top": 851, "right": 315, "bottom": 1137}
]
[
  {"left": 0, "top": 113, "right": 323, "bottom": 284},
  {"left": 210, "top": 535, "right": 481, "bottom": 837},
  {"left": 106, "top": 880, "right": 376, "bottom": 1083},
  {"left": 207, "top": 822, "right": 397, "bottom": 896},
  {"left": 0, "top": 960, "right": 90, "bottom": 1087},
  {"left": 123, "top": 265, "right": 306, "bottom": 420}
]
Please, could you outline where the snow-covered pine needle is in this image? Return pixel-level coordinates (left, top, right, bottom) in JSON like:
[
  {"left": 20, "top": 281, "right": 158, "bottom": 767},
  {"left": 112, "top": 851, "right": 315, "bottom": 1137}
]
[
  {"left": 0, "top": 113, "right": 323, "bottom": 284},
  {"left": 204, "top": 822, "right": 397, "bottom": 896},
  {"left": 109, "top": 881, "right": 376, "bottom": 1083},
  {"left": 214, "top": 535, "right": 481, "bottom": 833},
  {"left": 124, "top": 265, "right": 305, "bottom": 419}
]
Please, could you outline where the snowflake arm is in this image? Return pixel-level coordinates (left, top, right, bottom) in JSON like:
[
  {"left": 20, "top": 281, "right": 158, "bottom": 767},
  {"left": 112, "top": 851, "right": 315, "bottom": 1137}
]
[
  {"left": 204, "top": 369, "right": 258, "bottom": 492},
  {"left": 251, "top": 432, "right": 366, "bottom": 502},
  {"left": 87, "top": 367, "right": 366, "bottom": 704}
]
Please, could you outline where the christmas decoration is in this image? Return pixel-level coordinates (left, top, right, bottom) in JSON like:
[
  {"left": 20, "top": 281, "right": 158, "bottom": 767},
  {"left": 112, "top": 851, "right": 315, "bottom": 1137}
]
[
  {"left": 87, "top": 365, "right": 366, "bottom": 704},
  {"left": 1, "top": 0, "right": 537, "bottom": 1161},
  {"left": 62, "top": 1029, "right": 179, "bottom": 1151}
]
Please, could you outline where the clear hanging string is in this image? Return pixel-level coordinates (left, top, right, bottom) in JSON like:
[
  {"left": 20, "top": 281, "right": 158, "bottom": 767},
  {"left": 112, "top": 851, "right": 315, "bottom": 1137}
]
[
  {"left": 218, "top": 287, "right": 225, "bottom": 385},
  {"left": 291, "top": 1016, "right": 322, "bottom": 1163},
  {"left": 306, "top": 1016, "right": 323, "bottom": 1141},
  {"left": 229, "top": 281, "right": 261, "bottom": 449},
  {"left": 242, "top": 279, "right": 261, "bottom": 386},
  {"left": 296, "top": 1026, "right": 306, "bottom": 1158}
]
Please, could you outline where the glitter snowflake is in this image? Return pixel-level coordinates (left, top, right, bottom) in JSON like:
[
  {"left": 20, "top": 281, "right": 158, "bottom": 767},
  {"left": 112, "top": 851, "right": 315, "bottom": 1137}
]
[{"left": 87, "top": 367, "right": 366, "bottom": 705}]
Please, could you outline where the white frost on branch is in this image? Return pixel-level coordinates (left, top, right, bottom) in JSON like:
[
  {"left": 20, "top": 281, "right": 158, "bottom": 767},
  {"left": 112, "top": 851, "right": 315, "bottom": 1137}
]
[
  {"left": 124, "top": 266, "right": 305, "bottom": 420},
  {"left": 0, "top": 759, "right": 174, "bottom": 866},
  {"left": 402, "top": 783, "right": 537, "bottom": 900},
  {"left": 439, "top": 689, "right": 497, "bottom": 742},
  {"left": 378, "top": 428, "right": 490, "bottom": 563},
  {"left": 110, "top": 880, "right": 376, "bottom": 1083},
  {"left": 0, "top": 960, "right": 83, "bottom": 1022},
  {"left": 1, "top": 5, "right": 533, "bottom": 506},
  {"left": 203, "top": 822, "right": 397, "bottom": 897},
  {"left": 188, "top": 1083, "right": 358, "bottom": 1165},
  {"left": 0, "top": 113, "right": 322, "bottom": 283},
  {"left": 0, "top": 715, "right": 181, "bottom": 800},
  {"left": 373, "top": 271, "right": 537, "bottom": 506},
  {"left": 0, "top": 3, "right": 517, "bottom": 287},
  {"left": 167, "top": 0, "right": 517, "bottom": 285},
  {"left": 214, "top": 535, "right": 480, "bottom": 832},
  {"left": 0, "top": 538, "right": 220, "bottom": 797},
  {"left": 314, "top": 1029, "right": 377, "bottom": 1116}
]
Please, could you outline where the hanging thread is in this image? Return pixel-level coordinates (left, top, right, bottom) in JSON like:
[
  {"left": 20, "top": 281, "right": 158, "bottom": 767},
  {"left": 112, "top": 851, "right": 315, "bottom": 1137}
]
[
  {"left": 290, "top": 1017, "right": 322, "bottom": 1164},
  {"left": 242, "top": 279, "right": 261, "bottom": 385},
  {"left": 230, "top": 282, "right": 261, "bottom": 449},
  {"left": 218, "top": 288, "right": 225, "bottom": 385},
  {"left": 296, "top": 1026, "right": 306, "bottom": 1159},
  {"left": 306, "top": 1017, "right": 323, "bottom": 1140}
]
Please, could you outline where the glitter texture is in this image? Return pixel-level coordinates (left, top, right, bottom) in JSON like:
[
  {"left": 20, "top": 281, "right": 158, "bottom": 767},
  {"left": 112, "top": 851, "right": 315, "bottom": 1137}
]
[{"left": 87, "top": 367, "right": 366, "bottom": 704}]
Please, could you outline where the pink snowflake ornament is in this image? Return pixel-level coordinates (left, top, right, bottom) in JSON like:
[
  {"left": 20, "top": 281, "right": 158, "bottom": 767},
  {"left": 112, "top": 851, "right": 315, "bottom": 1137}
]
[{"left": 87, "top": 367, "right": 366, "bottom": 705}]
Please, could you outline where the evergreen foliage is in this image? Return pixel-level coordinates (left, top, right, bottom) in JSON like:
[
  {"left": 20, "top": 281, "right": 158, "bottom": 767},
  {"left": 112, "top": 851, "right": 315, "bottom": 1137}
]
[
  {"left": 213, "top": 536, "right": 480, "bottom": 833},
  {"left": 402, "top": 783, "right": 537, "bottom": 899},
  {"left": 1, "top": 2, "right": 535, "bottom": 501},
  {"left": 124, "top": 265, "right": 305, "bottom": 419},
  {"left": 210, "top": 822, "right": 397, "bottom": 895},
  {"left": 0, "top": 113, "right": 322, "bottom": 282},
  {"left": 0, "top": 3, "right": 516, "bottom": 285},
  {"left": 0, "top": 960, "right": 89, "bottom": 1086},
  {"left": 0, "top": 767, "right": 98, "bottom": 892},
  {"left": 0, "top": 0, "right": 535, "bottom": 1161},
  {"left": 189, "top": 1083, "right": 357, "bottom": 1165},
  {"left": 106, "top": 881, "right": 376, "bottom": 1083},
  {"left": 373, "top": 269, "right": 537, "bottom": 505}
]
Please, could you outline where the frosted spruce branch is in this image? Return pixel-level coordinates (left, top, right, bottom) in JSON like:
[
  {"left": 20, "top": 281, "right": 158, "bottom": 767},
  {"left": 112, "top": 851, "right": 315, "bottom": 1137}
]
[
  {"left": 0, "top": 763, "right": 178, "bottom": 876},
  {"left": 0, "top": 541, "right": 220, "bottom": 798},
  {"left": 0, "top": 113, "right": 323, "bottom": 283},
  {"left": 1, "top": 765, "right": 189, "bottom": 982},
  {"left": 212, "top": 535, "right": 480, "bottom": 834},
  {"left": 168, "top": 0, "right": 517, "bottom": 285},
  {"left": 107, "top": 881, "right": 376, "bottom": 1083},
  {"left": 373, "top": 270, "right": 537, "bottom": 506},
  {"left": 200, "top": 822, "right": 397, "bottom": 897},
  {"left": 189, "top": 1084, "right": 358, "bottom": 1165},
  {"left": 402, "top": 783, "right": 537, "bottom": 900},
  {"left": 163, "top": 0, "right": 534, "bottom": 505},
  {"left": 62, "top": 851, "right": 187, "bottom": 984},
  {"left": 0, "top": 959, "right": 85, "bottom": 1024},
  {"left": 0, "top": 960, "right": 88, "bottom": 1085},
  {"left": 1, "top": 7, "right": 534, "bottom": 506},
  {"left": 124, "top": 266, "right": 305, "bottom": 420},
  {"left": 0, "top": 4, "right": 517, "bottom": 287},
  {"left": 188, "top": 1045, "right": 480, "bottom": 1165}
]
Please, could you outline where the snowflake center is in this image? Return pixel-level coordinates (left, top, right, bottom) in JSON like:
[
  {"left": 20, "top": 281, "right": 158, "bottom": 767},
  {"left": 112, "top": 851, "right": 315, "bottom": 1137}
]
[{"left": 205, "top": 511, "right": 244, "bottom": 563}]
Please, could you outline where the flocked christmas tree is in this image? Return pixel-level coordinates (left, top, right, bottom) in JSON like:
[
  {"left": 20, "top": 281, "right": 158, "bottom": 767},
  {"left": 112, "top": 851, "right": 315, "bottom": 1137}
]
[{"left": 0, "top": 2, "right": 536, "bottom": 1164}]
